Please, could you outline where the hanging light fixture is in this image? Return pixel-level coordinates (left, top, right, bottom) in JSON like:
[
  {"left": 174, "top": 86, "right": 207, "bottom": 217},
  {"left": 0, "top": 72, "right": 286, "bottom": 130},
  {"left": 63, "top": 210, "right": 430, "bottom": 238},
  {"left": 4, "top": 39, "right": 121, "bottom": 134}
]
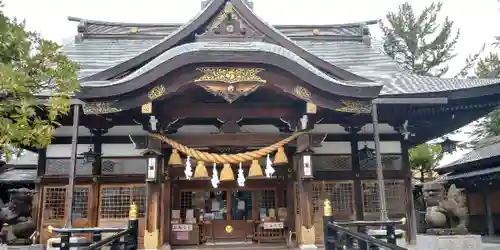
[
  {"left": 440, "top": 137, "right": 458, "bottom": 154},
  {"left": 358, "top": 144, "right": 375, "bottom": 162},
  {"left": 79, "top": 145, "right": 101, "bottom": 165}
]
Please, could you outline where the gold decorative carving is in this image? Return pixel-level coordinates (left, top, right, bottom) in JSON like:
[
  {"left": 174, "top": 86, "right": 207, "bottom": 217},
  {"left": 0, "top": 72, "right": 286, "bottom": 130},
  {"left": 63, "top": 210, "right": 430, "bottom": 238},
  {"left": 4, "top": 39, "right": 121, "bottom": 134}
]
[
  {"left": 293, "top": 85, "right": 312, "bottom": 102},
  {"left": 306, "top": 102, "right": 317, "bottom": 114},
  {"left": 148, "top": 85, "right": 165, "bottom": 100},
  {"left": 82, "top": 101, "right": 122, "bottom": 114},
  {"left": 210, "top": 3, "right": 235, "bottom": 30},
  {"left": 142, "top": 102, "right": 152, "bottom": 114},
  {"left": 335, "top": 100, "right": 372, "bottom": 114},
  {"left": 193, "top": 67, "right": 266, "bottom": 103}
]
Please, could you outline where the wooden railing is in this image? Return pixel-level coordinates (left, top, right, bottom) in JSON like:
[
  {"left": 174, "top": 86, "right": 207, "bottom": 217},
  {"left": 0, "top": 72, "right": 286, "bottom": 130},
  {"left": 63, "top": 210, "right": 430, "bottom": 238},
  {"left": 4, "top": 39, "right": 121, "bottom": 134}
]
[
  {"left": 47, "top": 203, "right": 139, "bottom": 250},
  {"left": 323, "top": 199, "right": 407, "bottom": 250}
]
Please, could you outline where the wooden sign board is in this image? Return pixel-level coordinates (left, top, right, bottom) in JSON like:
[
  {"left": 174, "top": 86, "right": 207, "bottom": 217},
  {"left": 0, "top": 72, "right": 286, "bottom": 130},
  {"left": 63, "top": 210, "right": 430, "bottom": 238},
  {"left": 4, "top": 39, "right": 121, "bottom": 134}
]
[
  {"left": 172, "top": 224, "right": 193, "bottom": 232},
  {"left": 263, "top": 222, "right": 284, "bottom": 229}
]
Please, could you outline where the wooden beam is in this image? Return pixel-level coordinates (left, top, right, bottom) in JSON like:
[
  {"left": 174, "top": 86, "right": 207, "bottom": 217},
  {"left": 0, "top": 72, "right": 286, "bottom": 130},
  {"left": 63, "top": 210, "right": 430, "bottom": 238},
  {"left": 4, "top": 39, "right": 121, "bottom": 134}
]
[{"left": 162, "top": 103, "right": 298, "bottom": 119}]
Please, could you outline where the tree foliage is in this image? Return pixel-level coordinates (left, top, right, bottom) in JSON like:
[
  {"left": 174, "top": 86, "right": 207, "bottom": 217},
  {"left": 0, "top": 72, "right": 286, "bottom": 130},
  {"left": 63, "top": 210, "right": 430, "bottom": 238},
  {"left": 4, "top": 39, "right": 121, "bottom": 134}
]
[
  {"left": 0, "top": 1, "right": 79, "bottom": 159},
  {"left": 380, "top": 1, "right": 466, "bottom": 178},
  {"left": 409, "top": 143, "right": 443, "bottom": 183},
  {"left": 380, "top": 1, "right": 460, "bottom": 77},
  {"left": 472, "top": 53, "right": 500, "bottom": 139}
]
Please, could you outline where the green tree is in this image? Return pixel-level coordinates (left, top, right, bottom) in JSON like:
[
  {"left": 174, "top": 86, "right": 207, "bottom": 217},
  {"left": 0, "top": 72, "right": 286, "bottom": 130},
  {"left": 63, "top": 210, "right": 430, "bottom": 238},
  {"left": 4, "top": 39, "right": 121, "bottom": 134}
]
[
  {"left": 0, "top": 1, "right": 79, "bottom": 159},
  {"left": 472, "top": 53, "right": 500, "bottom": 139},
  {"left": 380, "top": 2, "right": 474, "bottom": 178},
  {"left": 409, "top": 143, "right": 443, "bottom": 183},
  {"left": 380, "top": 1, "right": 460, "bottom": 77}
]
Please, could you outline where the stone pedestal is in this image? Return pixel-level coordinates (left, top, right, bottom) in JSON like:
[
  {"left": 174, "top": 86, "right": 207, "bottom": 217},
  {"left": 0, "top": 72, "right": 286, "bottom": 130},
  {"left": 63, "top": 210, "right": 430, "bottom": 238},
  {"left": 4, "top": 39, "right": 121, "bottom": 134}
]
[{"left": 416, "top": 234, "right": 482, "bottom": 250}]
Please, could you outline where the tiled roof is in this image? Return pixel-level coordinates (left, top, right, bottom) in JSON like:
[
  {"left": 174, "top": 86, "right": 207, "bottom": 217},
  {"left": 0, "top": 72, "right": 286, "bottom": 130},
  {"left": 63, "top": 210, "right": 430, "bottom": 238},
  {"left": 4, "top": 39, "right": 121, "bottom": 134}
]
[
  {"left": 435, "top": 136, "right": 500, "bottom": 171},
  {"left": 5, "top": 151, "right": 38, "bottom": 166},
  {"left": 0, "top": 168, "right": 37, "bottom": 183},
  {"left": 436, "top": 166, "right": 500, "bottom": 181},
  {"left": 62, "top": 17, "right": 500, "bottom": 96},
  {"left": 63, "top": 39, "right": 160, "bottom": 79}
]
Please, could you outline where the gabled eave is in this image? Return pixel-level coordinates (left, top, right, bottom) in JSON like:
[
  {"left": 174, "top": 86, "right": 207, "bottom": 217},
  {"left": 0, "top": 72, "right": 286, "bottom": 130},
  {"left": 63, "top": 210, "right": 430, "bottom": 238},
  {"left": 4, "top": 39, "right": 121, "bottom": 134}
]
[{"left": 79, "top": 0, "right": 373, "bottom": 84}]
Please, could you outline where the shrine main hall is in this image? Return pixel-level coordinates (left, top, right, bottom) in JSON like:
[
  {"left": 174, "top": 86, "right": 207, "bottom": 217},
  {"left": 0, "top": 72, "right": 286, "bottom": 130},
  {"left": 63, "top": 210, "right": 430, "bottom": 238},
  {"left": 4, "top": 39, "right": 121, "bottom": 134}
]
[{"left": 13, "top": 0, "right": 500, "bottom": 249}]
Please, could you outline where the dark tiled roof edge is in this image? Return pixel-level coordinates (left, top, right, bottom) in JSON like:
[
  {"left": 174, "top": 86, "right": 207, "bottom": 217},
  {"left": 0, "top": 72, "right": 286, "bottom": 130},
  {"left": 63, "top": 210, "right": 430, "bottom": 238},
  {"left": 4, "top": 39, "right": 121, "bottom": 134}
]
[{"left": 68, "top": 16, "right": 377, "bottom": 39}]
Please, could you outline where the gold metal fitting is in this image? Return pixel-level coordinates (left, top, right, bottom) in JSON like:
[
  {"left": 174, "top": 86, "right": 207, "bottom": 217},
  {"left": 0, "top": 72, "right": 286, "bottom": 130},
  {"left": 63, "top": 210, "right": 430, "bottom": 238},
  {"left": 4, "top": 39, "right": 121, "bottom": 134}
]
[
  {"left": 323, "top": 199, "right": 332, "bottom": 216},
  {"left": 129, "top": 202, "right": 138, "bottom": 220},
  {"left": 47, "top": 225, "right": 53, "bottom": 233}
]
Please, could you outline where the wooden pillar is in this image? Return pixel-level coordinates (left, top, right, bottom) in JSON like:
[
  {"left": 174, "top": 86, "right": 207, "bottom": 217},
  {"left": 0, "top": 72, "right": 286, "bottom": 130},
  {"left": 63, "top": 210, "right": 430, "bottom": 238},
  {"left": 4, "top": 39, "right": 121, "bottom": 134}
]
[
  {"left": 348, "top": 127, "right": 364, "bottom": 221},
  {"left": 144, "top": 137, "right": 162, "bottom": 250},
  {"left": 401, "top": 139, "right": 417, "bottom": 244},
  {"left": 480, "top": 187, "right": 494, "bottom": 235},
  {"left": 296, "top": 113, "right": 316, "bottom": 249},
  {"left": 162, "top": 164, "right": 172, "bottom": 248},
  {"left": 33, "top": 148, "right": 46, "bottom": 239},
  {"left": 90, "top": 128, "right": 105, "bottom": 229}
]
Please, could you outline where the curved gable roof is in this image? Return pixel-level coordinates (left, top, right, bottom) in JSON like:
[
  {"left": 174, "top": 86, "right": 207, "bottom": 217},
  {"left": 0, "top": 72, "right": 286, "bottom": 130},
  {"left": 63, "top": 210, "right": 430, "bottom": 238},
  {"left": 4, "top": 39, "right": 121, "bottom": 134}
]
[{"left": 80, "top": 0, "right": 374, "bottom": 84}]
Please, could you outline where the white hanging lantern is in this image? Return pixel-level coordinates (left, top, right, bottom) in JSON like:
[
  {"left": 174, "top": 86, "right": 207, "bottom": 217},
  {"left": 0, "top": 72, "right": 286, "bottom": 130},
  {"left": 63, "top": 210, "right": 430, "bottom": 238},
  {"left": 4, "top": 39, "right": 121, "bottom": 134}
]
[
  {"left": 211, "top": 163, "right": 220, "bottom": 188},
  {"left": 184, "top": 156, "right": 193, "bottom": 180},
  {"left": 265, "top": 154, "right": 275, "bottom": 178},
  {"left": 237, "top": 162, "right": 246, "bottom": 187}
]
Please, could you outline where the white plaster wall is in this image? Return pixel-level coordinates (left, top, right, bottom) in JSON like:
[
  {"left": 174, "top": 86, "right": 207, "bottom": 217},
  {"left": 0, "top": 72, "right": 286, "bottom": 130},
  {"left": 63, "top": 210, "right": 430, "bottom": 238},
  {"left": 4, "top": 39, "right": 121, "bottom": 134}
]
[
  {"left": 46, "top": 143, "right": 143, "bottom": 158},
  {"left": 54, "top": 125, "right": 146, "bottom": 137},
  {"left": 313, "top": 142, "right": 351, "bottom": 154},
  {"left": 313, "top": 124, "right": 397, "bottom": 134}
]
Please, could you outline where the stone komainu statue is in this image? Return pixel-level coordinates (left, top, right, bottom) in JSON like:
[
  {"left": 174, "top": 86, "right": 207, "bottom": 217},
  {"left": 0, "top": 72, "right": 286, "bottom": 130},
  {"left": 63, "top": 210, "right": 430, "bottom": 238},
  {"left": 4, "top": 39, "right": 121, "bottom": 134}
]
[
  {"left": 0, "top": 188, "right": 36, "bottom": 243},
  {"left": 424, "top": 184, "right": 468, "bottom": 235}
]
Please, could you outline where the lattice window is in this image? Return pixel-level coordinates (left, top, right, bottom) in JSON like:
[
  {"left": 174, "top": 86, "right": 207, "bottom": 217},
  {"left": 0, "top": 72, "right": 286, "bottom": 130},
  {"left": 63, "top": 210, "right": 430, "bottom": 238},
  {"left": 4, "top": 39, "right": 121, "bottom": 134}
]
[
  {"left": 72, "top": 188, "right": 89, "bottom": 219},
  {"left": 313, "top": 155, "right": 352, "bottom": 171},
  {"left": 43, "top": 186, "right": 90, "bottom": 221},
  {"left": 360, "top": 155, "right": 402, "bottom": 171},
  {"left": 312, "top": 183, "right": 322, "bottom": 214},
  {"left": 100, "top": 185, "right": 146, "bottom": 219},
  {"left": 45, "top": 159, "right": 91, "bottom": 175},
  {"left": 44, "top": 187, "right": 66, "bottom": 221},
  {"left": 180, "top": 191, "right": 193, "bottom": 219},
  {"left": 101, "top": 160, "right": 115, "bottom": 173},
  {"left": 361, "top": 180, "right": 405, "bottom": 214},
  {"left": 255, "top": 190, "right": 275, "bottom": 220},
  {"left": 325, "top": 182, "right": 354, "bottom": 214}
]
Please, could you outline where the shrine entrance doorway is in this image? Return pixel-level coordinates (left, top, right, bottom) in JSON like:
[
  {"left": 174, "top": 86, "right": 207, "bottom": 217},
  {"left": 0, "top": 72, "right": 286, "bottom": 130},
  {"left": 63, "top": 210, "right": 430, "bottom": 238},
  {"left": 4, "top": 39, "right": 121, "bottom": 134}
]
[{"left": 170, "top": 181, "right": 287, "bottom": 246}]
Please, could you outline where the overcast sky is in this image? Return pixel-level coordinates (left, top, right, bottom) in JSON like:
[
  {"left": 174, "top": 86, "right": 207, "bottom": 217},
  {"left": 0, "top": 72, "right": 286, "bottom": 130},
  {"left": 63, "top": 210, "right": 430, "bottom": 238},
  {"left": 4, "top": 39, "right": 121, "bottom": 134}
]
[{"left": 3, "top": 0, "right": 499, "bottom": 165}]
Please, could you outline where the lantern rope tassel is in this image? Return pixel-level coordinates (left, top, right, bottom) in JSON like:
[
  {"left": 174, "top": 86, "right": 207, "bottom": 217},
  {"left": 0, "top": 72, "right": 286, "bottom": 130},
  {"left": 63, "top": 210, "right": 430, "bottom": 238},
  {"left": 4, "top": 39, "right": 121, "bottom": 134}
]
[
  {"left": 265, "top": 154, "right": 275, "bottom": 178},
  {"left": 248, "top": 159, "right": 263, "bottom": 177},
  {"left": 273, "top": 146, "right": 288, "bottom": 165},
  {"left": 211, "top": 163, "right": 220, "bottom": 188},
  {"left": 184, "top": 156, "right": 193, "bottom": 180},
  {"left": 149, "top": 131, "right": 308, "bottom": 164},
  {"left": 194, "top": 160, "right": 209, "bottom": 178},
  {"left": 168, "top": 149, "right": 182, "bottom": 165},
  {"left": 220, "top": 163, "right": 234, "bottom": 181},
  {"left": 237, "top": 162, "right": 245, "bottom": 187}
]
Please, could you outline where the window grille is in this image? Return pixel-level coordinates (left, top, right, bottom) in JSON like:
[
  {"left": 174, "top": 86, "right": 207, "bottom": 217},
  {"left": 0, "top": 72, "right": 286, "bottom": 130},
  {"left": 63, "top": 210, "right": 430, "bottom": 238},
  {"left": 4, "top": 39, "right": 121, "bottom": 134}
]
[{"left": 100, "top": 185, "right": 146, "bottom": 219}]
